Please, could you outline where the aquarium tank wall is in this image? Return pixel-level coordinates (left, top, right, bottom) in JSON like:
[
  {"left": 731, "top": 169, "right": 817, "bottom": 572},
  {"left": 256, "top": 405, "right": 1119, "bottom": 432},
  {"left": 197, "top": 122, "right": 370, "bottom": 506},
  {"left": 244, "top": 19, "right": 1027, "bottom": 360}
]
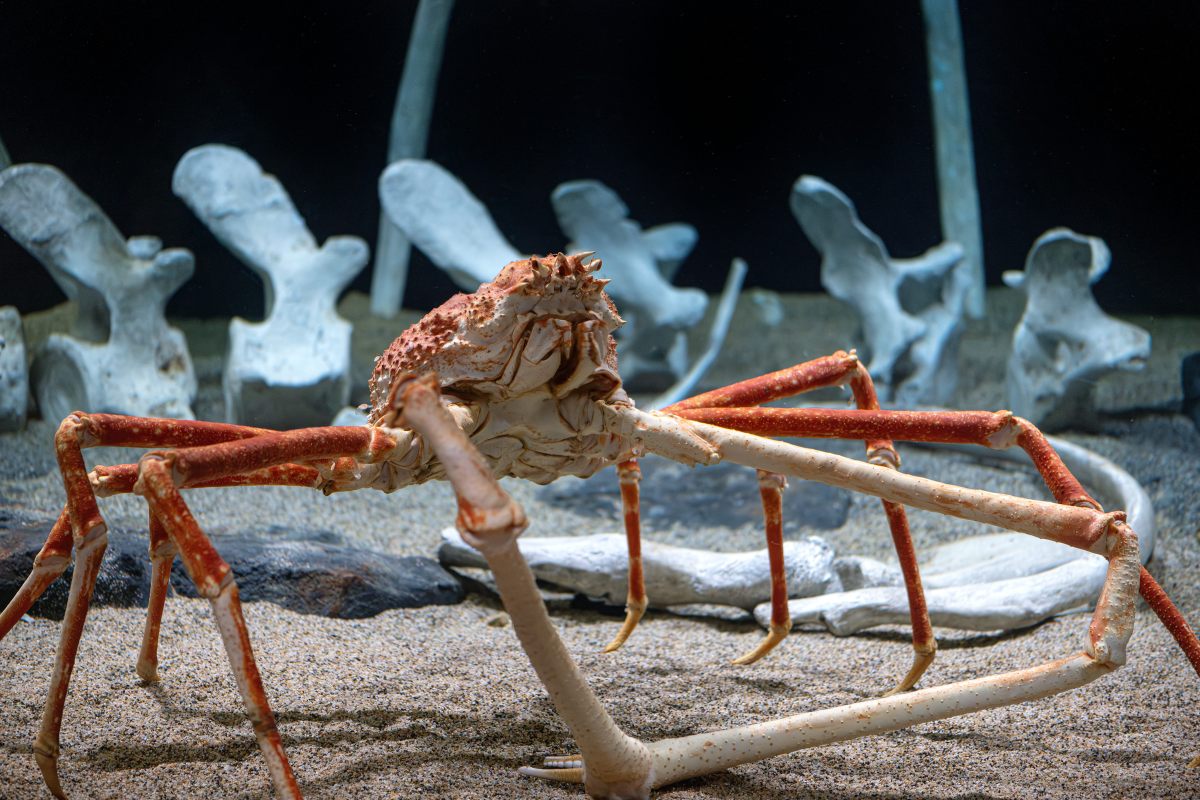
[{"left": 1, "top": 2, "right": 1194, "bottom": 320}]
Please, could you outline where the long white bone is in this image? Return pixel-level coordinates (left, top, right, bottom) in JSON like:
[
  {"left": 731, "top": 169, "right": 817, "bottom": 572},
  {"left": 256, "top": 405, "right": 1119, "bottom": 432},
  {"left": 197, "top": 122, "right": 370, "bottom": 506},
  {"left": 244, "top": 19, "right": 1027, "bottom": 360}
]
[
  {"left": 439, "top": 528, "right": 842, "bottom": 610},
  {"left": 368, "top": 0, "right": 457, "bottom": 317}
]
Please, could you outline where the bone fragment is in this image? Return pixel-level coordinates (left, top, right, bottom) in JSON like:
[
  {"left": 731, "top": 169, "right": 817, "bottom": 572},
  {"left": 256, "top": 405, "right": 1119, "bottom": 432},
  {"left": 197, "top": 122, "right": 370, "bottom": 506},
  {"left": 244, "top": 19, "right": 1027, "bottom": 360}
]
[
  {"left": 767, "top": 541, "right": 1107, "bottom": 635},
  {"left": 173, "top": 145, "right": 368, "bottom": 428},
  {"left": 551, "top": 181, "right": 704, "bottom": 329},
  {"left": 378, "top": 159, "right": 522, "bottom": 290},
  {"left": 439, "top": 529, "right": 842, "bottom": 610},
  {"left": 1004, "top": 228, "right": 1150, "bottom": 430},
  {"left": 0, "top": 164, "right": 197, "bottom": 421},
  {"left": 650, "top": 257, "right": 747, "bottom": 409},
  {"left": 0, "top": 306, "right": 28, "bottom": 431},
  {"left": 379, "top": 159, "right": 717, "bottom": 388},
  {"left": 369, "top": 0, "right": 456, "bottom": 318},
  {"left": 790, "top": 175, "right": 967, "bottom": 404},
  {"left": 640, "top": 223, "right": 697, "bottom": 282},
  {"left": 552, "top": 179, "right": 707, "bottom": 387}
]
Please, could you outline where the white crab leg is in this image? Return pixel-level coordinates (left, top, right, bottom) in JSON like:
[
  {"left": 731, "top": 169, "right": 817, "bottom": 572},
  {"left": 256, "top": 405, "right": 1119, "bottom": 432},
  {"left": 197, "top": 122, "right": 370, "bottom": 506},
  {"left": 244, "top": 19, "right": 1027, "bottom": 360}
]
[
  {"left": 610, "top": 406, "right": 1118, "bottom": 555},
  {"left": 646, "top": 526, "right": 1139, "bottom": 787},
  {"left": 395, "top": 373, "right": 656, "bottom": 799},
  {"left": 520, "top": 513, "right": 1138, "bottom": 796},
  {"left": 401, "top": 376, "right": 1145, "bottom": 799}
]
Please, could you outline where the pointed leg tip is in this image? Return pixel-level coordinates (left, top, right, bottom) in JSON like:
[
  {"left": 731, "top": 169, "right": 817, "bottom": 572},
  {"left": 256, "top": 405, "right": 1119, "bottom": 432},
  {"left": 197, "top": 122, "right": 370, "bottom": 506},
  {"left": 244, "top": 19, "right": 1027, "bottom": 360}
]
[
  {"left": 732, "top": 625, "right": 789, "bottom": 666},
  {"left": 518, "top": 764, "right": 585, "bottom": 784},
  {"left": 882, "top": 644, "right": 938, "bottom": 696},
  {"left": 35, "top": 749, "right": 67, "bottom": 799},
  {"left": 603, "top": 606, "right": 646, "bottom": 653},
  {"left": 730, "top": 651, "right": 763, "bottom": 666}
]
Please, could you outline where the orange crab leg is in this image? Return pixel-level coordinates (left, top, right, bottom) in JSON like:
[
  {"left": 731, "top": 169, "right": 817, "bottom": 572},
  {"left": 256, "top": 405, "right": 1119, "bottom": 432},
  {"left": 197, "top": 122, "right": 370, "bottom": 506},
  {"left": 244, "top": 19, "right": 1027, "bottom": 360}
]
[
  {"left": 674, "top": 404, "right": 1200, "bottom": 682},
  {"left": 29, "top": 414, "right": 275, "bottom": 797},
  {"left": 133, "top": 465, "right": 327, "bottom": 682},
  {"left": 150, "top": 425, "right": 395, "bottom": 485},
  {"left": 0, "top": 463, "right": 326, "bottom": 683},
  {"left": 136, "top": 457, "right": 304, "bottom": 799},
  {"left": 136, "top": 511, "right": 177, "bottom": 682},
  {"left": 1138, "top": 567, "right": 1200, "bottom": 685},
  {"left": 672, "top": 407, "right": 1098, "bottom": 507},
  {"left": 667, "top": 352, "right": 931, "bottom": 664},
  {"left": 17, "top": 412, "right": 390, "bottom": 800},
  {"left": 665, "top": 351, "right": 864, "bottom": 411},
  {"left": 90, "top": 461, "right": 326, "bottom": 497},
  {"left": 611, "top": 352, "right": 933, "bottom": 689},
  {"left": 603, "top": 460, "right": 647, "bottom": 652},
  {"left": 0, "top": 410, "right": 314, "bottom": 648},
  {"left": 0, "top": 509, "right": 71, "bottom": 641},
  {"left": 729, "top": 470, "right": 790, "bottom": 665}
]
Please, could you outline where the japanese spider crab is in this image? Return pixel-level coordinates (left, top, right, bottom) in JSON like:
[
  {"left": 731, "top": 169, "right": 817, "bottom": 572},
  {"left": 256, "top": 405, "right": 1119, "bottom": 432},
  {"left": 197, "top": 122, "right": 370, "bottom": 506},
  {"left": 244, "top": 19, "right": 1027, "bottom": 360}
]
[{"left": 1, "top": 252, "right": 1197, "bottom": 799}]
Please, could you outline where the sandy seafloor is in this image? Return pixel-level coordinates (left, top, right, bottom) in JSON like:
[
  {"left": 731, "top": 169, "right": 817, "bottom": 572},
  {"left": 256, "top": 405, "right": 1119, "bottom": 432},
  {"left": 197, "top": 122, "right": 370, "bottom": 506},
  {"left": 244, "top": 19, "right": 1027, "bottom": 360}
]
[{"left": 1, "top": 288, "right": 1198, "bottom": 799}]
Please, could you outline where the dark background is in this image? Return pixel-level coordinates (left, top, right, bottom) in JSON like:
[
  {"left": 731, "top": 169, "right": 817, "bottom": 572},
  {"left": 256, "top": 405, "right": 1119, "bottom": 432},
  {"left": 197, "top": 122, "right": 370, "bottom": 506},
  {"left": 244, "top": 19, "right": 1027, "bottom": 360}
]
[{"left": 1, "top": 1, "right": 1196, "bottom": 319}]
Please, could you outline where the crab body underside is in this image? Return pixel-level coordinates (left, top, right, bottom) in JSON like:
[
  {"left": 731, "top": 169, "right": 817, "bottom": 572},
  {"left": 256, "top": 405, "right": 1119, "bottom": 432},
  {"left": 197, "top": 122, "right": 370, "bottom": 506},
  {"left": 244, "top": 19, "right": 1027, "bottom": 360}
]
[{"left": 1, "top": 253, "right": 1197, "bottom": 799}]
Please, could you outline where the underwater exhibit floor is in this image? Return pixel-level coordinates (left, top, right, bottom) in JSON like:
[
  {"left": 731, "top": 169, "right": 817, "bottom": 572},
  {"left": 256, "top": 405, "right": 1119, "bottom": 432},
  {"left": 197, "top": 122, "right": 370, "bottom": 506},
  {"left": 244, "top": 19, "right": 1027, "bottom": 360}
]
[{"left": 1, "top": 290, "right": 1198, "bottom": 799}]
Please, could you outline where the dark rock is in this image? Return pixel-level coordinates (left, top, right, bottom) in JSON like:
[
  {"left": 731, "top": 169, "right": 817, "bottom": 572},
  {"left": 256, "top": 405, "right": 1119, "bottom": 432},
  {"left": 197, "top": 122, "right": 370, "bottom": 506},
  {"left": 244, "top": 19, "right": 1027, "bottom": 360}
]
[
  {"left": 1, "top": 511, "right": 463, "bottom": 621},
  {"left": 169, "top": 528, "right": 464, "bottom": 618},
  {"left": 1183, "top": 352, "right": 1200, "bottom": 432},
  {"left": 0, "top": 508, "right": 151, "bottom": 620},
  {"left": 536, "top": 453, "right": 851, "bottom": 533}
]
